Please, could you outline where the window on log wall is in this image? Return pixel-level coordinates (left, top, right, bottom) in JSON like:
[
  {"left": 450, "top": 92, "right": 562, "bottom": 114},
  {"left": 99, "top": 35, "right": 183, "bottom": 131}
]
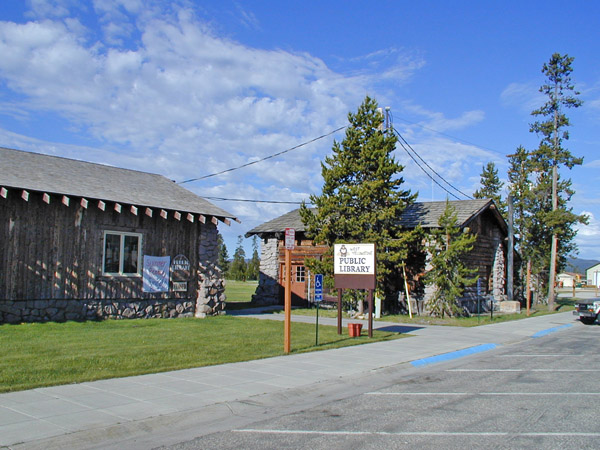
[{"left": 103, "top": 231, "right": 142, "bottom": 276}]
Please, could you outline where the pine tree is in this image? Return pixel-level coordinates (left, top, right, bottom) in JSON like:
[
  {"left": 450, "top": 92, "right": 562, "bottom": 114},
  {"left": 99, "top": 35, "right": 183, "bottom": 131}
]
[
  {"left": 300, "top": 96, "right": 419, "bottom": 307},
  {"left": 507, "top": 146, "right": 535, "bottom": 295},
  {"left": 229, "top": 235, "right": 247, "bottom": 281},
  {"left": 424, "top": 201, "right": 478, "bottom": 318},
  {"left": 217, "top": 231, "right": 230, "bottom": 276},
  {"left": 507, "top": 146, "right": 531, "bottom": 255},
  {"left": 247, "top": 235, "right": 260, "bottom": 281},
  {"left": 473, "top": 162, "right": 506, "bottom": 215},
  {"left": 528, "top": 53, "right": 587, "bottom": 309}
]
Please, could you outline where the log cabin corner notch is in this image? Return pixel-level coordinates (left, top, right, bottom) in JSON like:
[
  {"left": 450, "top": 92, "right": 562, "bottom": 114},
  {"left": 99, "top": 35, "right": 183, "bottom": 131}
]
[{"left": 0, "top": 147, "right": 238, "bottom": 323}]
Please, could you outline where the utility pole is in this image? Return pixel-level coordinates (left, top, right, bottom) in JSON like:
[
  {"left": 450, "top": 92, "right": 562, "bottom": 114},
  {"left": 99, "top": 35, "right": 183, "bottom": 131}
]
[
  {"left": 507, "top": 195, "right": 514, "bottom": 302},
  {"left": 547, "top": 82, "right": 560, "bottom": 311}
]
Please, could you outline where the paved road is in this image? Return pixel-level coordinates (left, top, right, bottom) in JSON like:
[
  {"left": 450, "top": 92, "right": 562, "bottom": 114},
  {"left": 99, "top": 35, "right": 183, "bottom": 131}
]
[
  {"left": 0, "top": 310, "right": 589, "bottom": 449},
  {"left": 172, "top": 324, "right": 600, "bottom": 449}
]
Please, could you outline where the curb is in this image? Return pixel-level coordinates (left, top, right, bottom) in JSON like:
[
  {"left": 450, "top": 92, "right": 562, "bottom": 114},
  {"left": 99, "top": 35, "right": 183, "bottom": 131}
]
[
  {"left": 410, "top": 343, "right": 497, "bottom": 367},
  {"left": 531, "top": 323, "right": 573, "bottom": 338}
]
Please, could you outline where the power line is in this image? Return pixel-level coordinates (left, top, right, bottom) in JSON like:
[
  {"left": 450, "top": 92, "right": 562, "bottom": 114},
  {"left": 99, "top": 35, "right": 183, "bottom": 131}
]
[
  {"left": 393, "top": 126, "right": 473, "bottom": 200},
  {"left": 178, "top": 126, "right": 346, "bottom": 184},
  {"left": 393, "top": 116, "right": 505, "bottom": 156},
  {"left": 395, "top": 136, "right": 461, "bottom": 200}
]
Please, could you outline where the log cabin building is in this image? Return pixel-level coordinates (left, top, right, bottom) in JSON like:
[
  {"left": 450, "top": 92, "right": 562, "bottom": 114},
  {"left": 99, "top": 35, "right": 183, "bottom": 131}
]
[
  {"left": 0, "top": 147, "right": 237, "bottom": 323},
  {"left": 246, "top": 199, "right": 509, "bottom": 312}
]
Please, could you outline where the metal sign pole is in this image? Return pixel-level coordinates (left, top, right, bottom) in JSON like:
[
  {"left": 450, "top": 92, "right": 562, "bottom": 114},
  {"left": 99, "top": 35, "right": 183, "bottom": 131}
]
[
  {"left": 284, "top": 228, "right": 295, "bottom": 354},
  {"left": 284, "top": 247, "right": 291, "bottom": 353},
  {"left": 367, "top": 289, "right": 373, "bottom": 338},
  {"left": 315, "top": 302, "right": 319, "bottom": 346},
  {"left": 337, "top": 289, "right": 342, "bottom": 335},
  {"left": 314, "top": 274, "right": 323, "bottom": 346}
]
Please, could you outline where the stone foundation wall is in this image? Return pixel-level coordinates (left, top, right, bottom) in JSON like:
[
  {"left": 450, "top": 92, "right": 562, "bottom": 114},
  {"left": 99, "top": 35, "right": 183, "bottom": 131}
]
[
  {"left": 0, "top": 298, "right": 195, "bottom": 324},
  {"left": 492, "top": 235, "right": 506, "bottom": 302},
  {"left": 251, "top": 238, "right": 280, "bottom": 305},
  {"left": 195, "top": 223, "right": 226, "bottom": 317}
]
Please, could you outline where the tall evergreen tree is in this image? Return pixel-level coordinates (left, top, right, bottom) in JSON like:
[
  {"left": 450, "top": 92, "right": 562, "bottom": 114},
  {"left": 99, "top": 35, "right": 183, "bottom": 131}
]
[
  {"left": 247, "top": 235, "right": 260, "bottom": 281},
  {"left": 507, "top": 146, "right": 531, "bottom": 253},
  {"left": 229, "top": 235, "right": 247, "bottom": 281},
  {"left": 300, "top": 96, "right": 420, "bottom": 307},
  {"left": 217, "top": 231, "right": 230, "bottom": 276},
  {"left": 528, "top": 53, "right": 586, "bottom": 309},
  {"left": 424, "top": 201, "right": 478, "bottom": 318},
  {"left": 507, "top": 146, "right": 535, "bottom": 293},
  {"left": 473, "top": 161, "right": 506, "bottom": 215}
]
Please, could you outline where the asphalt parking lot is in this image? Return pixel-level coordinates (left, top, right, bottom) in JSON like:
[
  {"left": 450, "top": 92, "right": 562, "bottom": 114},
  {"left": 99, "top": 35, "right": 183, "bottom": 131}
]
[{"left": 166, "top": 324, "right": 600, "bottom": 450}]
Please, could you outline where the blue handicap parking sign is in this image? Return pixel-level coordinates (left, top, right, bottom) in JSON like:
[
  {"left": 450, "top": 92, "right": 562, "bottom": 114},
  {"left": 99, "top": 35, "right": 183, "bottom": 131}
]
[{"left": 315, "top": 274, "right": 323, "bottom": 302}]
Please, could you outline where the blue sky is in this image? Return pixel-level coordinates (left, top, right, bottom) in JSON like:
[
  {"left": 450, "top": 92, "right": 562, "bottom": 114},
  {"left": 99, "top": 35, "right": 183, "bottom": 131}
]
[{"left": 1, "top": 0, "right": 599, "bottom": 260}]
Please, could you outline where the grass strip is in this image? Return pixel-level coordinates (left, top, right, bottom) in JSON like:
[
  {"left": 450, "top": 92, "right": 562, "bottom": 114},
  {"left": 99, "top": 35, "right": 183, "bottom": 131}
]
[
  {"left": 279, "top": 297, "right": 576, "bottom": 327},
  {"left": 0, "top": 316, "right": 402, "bottom": 393}
]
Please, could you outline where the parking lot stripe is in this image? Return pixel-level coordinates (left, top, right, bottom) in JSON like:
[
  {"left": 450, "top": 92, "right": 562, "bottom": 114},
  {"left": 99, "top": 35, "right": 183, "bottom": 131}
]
[
  {"left": 365, "top": 392, "right": 600, "bottom": 396},
  {"left": 448, "top": 369, "right": 600, "bottom": 372},
  {"left": 234, "top": 429, "right": 600, "bottom": 437}
]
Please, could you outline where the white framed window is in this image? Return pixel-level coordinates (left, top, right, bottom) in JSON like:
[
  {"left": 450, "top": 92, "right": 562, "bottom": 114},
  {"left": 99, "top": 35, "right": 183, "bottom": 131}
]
[
  {"left": 295, "top": 266, "right": 306, "bottom": 283},
  {"left": 103, "top": 231, "right": 142, "bottom": 276}
]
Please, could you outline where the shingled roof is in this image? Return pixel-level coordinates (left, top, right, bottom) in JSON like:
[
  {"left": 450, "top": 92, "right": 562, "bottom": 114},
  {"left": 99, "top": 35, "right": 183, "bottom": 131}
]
[
  {"left": 0, "top": 147, "right": 236, "bottom": 222},
  {"left": 246, "top": 199, "right": 505, "bottom": 237},
  {"left": 400, "top": 199, "right": 501, "bottom": 229}
]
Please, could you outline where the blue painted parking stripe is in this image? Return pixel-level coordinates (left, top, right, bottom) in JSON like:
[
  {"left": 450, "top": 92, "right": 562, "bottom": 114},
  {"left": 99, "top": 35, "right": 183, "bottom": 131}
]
[
  {"left": 532, "top": 323, "right": 572, "bottom": 338},
  {"left": 410, "top": 343, "right": 497, "bottom": 367}
]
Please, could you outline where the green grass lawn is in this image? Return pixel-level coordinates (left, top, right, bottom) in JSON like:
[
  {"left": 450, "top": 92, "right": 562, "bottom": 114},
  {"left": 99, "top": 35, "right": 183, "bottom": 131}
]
[
  {"left": 224, "top": 279, "right": 259, "bottom": 310},
  {"left": 0, "top": 316, "right": 402, "bottom": 393},
  {"left": 224, "top": 279, "right": 258, "bottom": 302}
]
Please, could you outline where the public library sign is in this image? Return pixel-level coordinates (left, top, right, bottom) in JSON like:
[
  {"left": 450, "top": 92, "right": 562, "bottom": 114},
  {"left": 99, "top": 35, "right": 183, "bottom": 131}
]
[{"left": 333, "top": 243, "right": 376, "bottom": 290}]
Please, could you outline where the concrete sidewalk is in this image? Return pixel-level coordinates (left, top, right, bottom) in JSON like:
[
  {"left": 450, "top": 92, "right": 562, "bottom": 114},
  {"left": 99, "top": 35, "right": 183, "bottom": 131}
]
[{"left": 0, "top": 310, "right": 578, "bottom": 448}]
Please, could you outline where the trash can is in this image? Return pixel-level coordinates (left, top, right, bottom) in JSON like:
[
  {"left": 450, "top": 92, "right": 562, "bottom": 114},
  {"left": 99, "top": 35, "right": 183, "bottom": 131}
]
[{"left": 348, "top": 323, "right": 363, "bottom": 337}]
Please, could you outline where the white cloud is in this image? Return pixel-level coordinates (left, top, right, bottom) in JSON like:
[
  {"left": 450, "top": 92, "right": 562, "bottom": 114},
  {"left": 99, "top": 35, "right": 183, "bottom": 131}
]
[
  {"left": 575, "top": 211, "right": 600, "bottom": 260},
  {"left": 395, "top": 135, "right": 499, "bottom": 201},
  {"left": 234, "top": 2, "right": 261, "bottom": 31},
  {"left": 586, "top": 160, "right": 600, "bottom": 168},
  {"left": 0, "top": 2, "right": 500, "bottom": 252},
  {"left": 500, "top": 81, "right": 544, "bottom": 113},
  {"left": 27, "top": 0, "right": 81, "bottom": 19},
  {"left": 400, "top": 103, "right": 485, "bottom": 134}
]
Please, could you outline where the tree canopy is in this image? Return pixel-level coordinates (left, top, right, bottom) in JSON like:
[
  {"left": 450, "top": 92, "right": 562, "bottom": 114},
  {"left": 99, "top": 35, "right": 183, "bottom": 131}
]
[
  {"left": 473, "top": 162, "right": 506, "bottom": 215},
  {"left": 527, "top": 53, "right": 586, "bottom": 306},
  {"left": 300, "top": 96, "right": 420, "bottom": 306}
]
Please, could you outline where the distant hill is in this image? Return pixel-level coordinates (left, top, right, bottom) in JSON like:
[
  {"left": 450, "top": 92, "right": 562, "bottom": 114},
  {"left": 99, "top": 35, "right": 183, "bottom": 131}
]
[{"left": 565, "top": 257, "right": 599, "bottom": 274}]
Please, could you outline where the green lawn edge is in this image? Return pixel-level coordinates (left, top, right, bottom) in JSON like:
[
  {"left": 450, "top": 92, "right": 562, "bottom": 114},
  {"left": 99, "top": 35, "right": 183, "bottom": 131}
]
[{"left": 0, "top": 315, "right": 403, "bottom": 393}]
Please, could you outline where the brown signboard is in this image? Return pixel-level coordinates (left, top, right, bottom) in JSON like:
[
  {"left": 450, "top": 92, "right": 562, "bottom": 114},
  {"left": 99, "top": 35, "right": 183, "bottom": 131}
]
[
  {"left": 333, "top": 243, "right": 376, "bottom": 290},
  {"left": 171, "top": 254, "right": 191, "bottom": 282}
]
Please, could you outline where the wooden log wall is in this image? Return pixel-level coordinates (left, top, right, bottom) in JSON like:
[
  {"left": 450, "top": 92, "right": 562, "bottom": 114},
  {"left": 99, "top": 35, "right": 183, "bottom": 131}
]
[{"left": 0, "top": 187, "right": 220, "bottom": 322}]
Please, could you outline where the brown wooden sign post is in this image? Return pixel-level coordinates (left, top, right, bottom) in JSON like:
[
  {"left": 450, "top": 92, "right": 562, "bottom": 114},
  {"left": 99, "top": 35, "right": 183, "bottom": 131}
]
[
  {"left": 333, "top": 243, "right": 376, "bottom": 338},
  {"left": 284, "top": 228, "right": 295, "bottom": 354}
]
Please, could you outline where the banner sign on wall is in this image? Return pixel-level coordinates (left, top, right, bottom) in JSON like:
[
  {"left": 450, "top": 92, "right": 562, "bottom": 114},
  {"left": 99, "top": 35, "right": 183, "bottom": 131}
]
[{"left": 143, "top": 255, "right": 171, "bottom": 293}]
